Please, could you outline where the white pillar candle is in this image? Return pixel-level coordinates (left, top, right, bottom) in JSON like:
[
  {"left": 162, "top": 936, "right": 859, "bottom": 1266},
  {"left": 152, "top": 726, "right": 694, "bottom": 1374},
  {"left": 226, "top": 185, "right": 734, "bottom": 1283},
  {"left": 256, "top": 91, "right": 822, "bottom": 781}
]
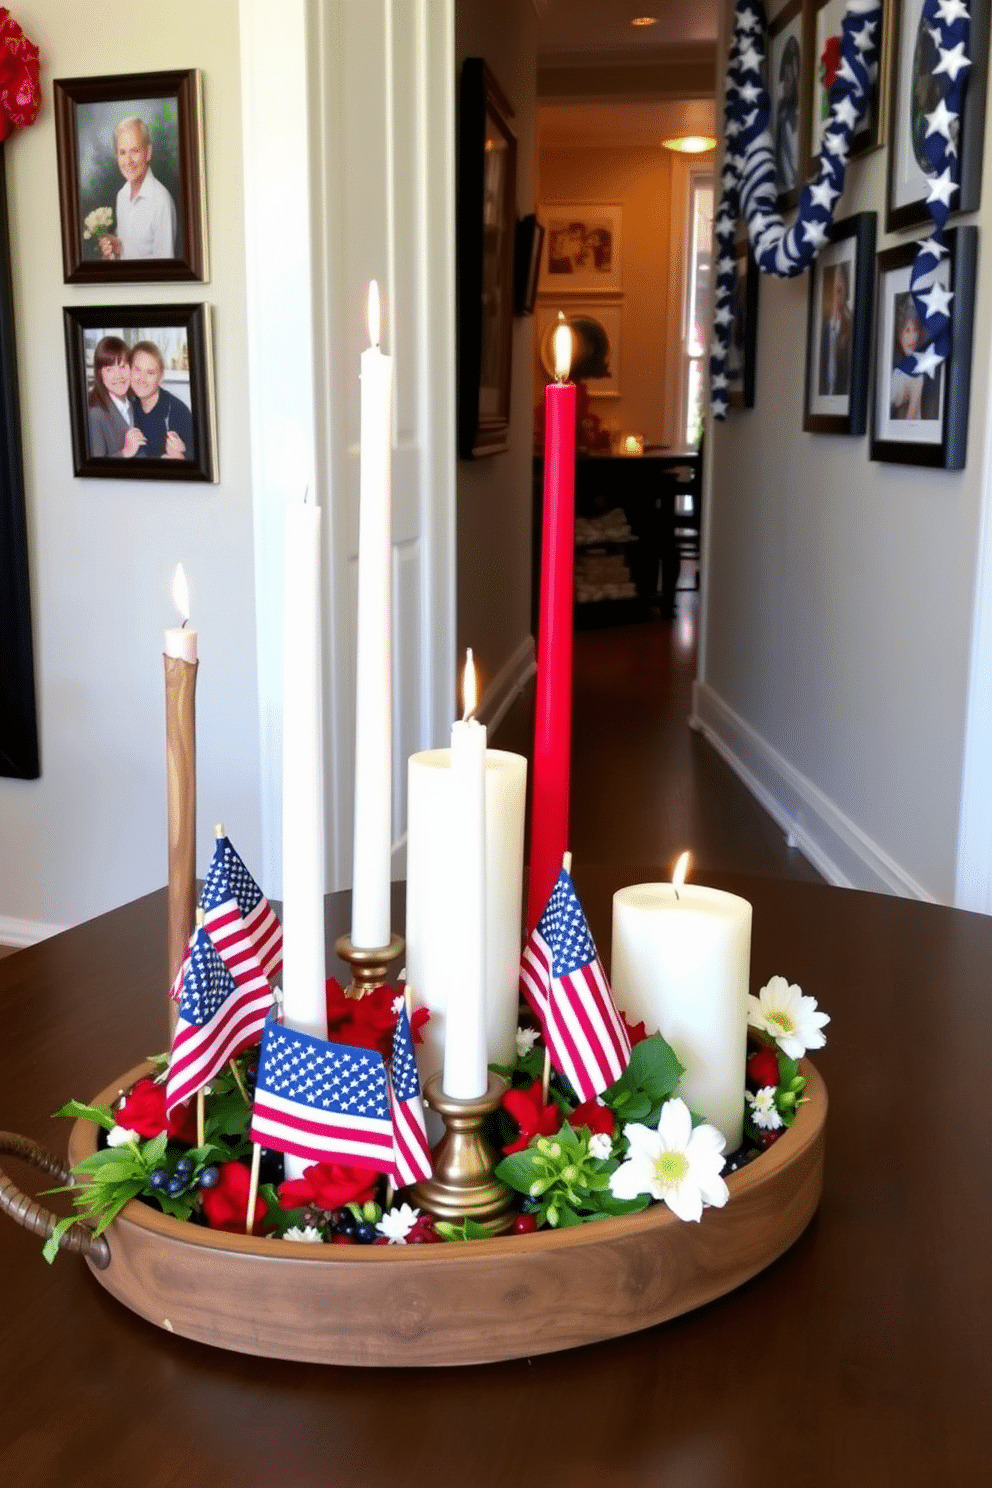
[
  {"left": 406, "top": 745, "right": 527, "bottom": 1103},
  {"left": 281, "top": 496, "right": 327, "bottom": 1042},
  {"left": 611, "top": 867, "right": 751, "bottom": 1150},
  {"left": 164, "top": 564, "right": 197, "bottom": 661},
  {"left": 351, "top": 279, "right": 394, "bottom": 950}
]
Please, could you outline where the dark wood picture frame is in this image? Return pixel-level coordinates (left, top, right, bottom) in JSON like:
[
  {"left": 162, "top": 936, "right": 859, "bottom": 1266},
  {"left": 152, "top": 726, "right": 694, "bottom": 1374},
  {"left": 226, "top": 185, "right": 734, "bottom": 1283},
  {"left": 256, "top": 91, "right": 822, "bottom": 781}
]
[
  {"left": 803, "top": 211, "right": 876, "bottom": 435},
  {"left": 63, "top": 303, "right": 217, "bottom": 482},
  {"left": 728, "top": 239, "right": 759, "bottom": 410},
  {"left": 513, "top": 213, "right": 544, "bottom": 315},
  {"left": 0, "top": 145, "right": 40, "bottom": 779},
  {"left": 885, "top": 0, "right": 989, "bottom": 232},
  {"left": 869, "top": 229, "right": 977, "bottom": 469},
  {"left": 806, "top": 0, "right": 889, "bottom": 176},
  {"left": 769, "top": 0, "right": 814, "bottom": 212},
  {"left": 54, "top": 69, "right": 208, "bottom": 284},
  {"left": 457, "top": 58, "right": 517, "bottom": 459}
]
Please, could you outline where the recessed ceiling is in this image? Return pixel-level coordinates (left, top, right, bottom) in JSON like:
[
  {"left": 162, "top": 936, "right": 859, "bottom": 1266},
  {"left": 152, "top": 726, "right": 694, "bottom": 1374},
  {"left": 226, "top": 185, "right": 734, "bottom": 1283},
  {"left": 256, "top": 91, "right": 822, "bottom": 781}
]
[
  {"left": 538, "top": 98, "right": 716, "bottom": 151},
  {"left": 535, "top": 0, "right": 719, "bottom": 62}
]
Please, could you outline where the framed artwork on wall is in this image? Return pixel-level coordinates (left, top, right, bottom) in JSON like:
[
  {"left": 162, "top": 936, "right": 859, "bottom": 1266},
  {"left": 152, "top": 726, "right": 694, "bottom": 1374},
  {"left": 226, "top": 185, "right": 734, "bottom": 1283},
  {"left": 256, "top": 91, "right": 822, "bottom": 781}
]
[
  {"left": 885, "top": 0, "right": 989, "bottom": 232},
  {"left": 768, "top": 0, "right": 813, "bottom": 212},
  {"left": 808, "top": 0, "right": 889, "bottom": 171},
  {"left": 536, "top": 300, "right": 622, "bottom": 398},
  {"left": 63, "top": 303, "right": 217, "bottom": 482},
  {"left": 803, "top": 212, "right": 876, "bottom": 435},
  {"left": 869, "top": 229, "right": 977, "bottom": 469},
  {"left": 537, "top": 202, "right": 622, "bottom": 295},
  {"left": 0, "top": 145, "right": 39, "bottom": 779},
  {"left": 457, "top": 57, "right": 517, "bottom": 459},
  {"left": 727, "top": 239, "right": 758, "bottom": 409},
  {"left": 53, "top": 69, "right": 208, "bottom": 284}
]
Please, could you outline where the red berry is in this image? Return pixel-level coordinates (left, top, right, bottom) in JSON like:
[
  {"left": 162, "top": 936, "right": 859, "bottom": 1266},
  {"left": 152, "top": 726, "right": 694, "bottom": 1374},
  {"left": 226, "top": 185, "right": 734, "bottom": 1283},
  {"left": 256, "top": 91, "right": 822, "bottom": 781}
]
[
  {"left": 512, "top": 1213, "right": 539, "bottom": 1234},
  {"left": 331, "top": 1233, "right": 357, "bottom": 1244},
  {"left": 747, "top": 1047, "right": 780, "bottom": 1090},
  {"left": 759, "top": 1131, "right": 782, "bottom": 1150}
]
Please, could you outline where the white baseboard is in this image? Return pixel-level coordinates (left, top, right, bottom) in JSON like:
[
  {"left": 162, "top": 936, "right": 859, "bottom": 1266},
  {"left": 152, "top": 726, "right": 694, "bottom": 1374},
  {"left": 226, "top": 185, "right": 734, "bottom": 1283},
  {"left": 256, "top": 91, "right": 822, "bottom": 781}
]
[
  {"left": 474, "top": 635, "right": 536, "bottom": 735},
  {"left": 691, "top": 681, "right": 935, "bottom": 902},
  {"left": 0, "top": 914, "right": 69, "bottom": 949}
]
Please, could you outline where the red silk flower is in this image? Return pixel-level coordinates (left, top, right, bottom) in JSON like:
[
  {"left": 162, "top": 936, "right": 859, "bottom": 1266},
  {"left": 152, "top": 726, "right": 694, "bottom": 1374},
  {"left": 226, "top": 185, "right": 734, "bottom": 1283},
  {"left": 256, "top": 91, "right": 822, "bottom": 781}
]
[
  {"left": 567, "top": 1098, "right": 615, "bottom": 1138},
  {"left": 0, "top": 9, "right": 41, "bottom": 143},
  {"left": 501, "top": 1079, "right": 563, "bottom": 1154},
  {"left": 325, "top": 978, "right": 429, "bottom": 1060},
  {"left": 821, "top": 34, "right": 843, "bottom": 91},
  {"left": 116, "top": 1076, "right": 199, "bottom": 1145},
  {"left": 201, "top": 1161, "right": 266, "bottom": 1233},
  {"left": 277, "top": 1161, "right": 381, "bottom": 1213}
]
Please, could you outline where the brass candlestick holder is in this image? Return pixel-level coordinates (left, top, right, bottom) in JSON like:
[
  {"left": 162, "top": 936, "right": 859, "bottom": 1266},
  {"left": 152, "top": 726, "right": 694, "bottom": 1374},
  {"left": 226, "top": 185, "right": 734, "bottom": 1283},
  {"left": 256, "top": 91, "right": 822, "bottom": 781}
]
[
  {"left": 333, "top": 931, "right": 405, "bottom": 999},
  {"left": 164, "top": 653, "right": 198, "bottom": 1036},
  {"left": 408, "top": 1071, "right": 516, "bottom": 1236}
]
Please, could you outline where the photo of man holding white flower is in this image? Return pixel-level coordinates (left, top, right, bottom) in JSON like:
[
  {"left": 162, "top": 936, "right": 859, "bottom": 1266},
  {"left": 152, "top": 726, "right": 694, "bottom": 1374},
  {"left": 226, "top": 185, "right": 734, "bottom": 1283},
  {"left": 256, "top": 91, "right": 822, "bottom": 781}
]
[{"left": 72, "top": 93, "right": 182, "bottom": 262}]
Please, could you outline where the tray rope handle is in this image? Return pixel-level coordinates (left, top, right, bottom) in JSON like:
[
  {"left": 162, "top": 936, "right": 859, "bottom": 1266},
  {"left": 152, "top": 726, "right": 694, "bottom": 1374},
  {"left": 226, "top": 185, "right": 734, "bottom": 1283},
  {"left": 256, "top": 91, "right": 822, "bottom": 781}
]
[{"left": 0, "top": 1131, "right": 110, "bottom": 1269}]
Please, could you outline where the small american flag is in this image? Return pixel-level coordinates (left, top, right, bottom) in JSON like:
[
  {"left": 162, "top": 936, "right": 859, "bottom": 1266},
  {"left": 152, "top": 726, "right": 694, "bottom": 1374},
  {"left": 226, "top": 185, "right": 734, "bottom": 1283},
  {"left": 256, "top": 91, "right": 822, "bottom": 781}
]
[
  {"left": 166, "top": 926, "right": 275, "bottom": 1115},
  {"left": 388, "top": 1001, "right": 433, "bottom": 1185},
  {"left": 519, "top": 868, "right": 630, "bottom": 1101},
  {"left": 250, "top": 1024, "right": 394, "bottom": 1174},
  {"left": 169, "top": 833, "right": 282, "bottom": 1002}
]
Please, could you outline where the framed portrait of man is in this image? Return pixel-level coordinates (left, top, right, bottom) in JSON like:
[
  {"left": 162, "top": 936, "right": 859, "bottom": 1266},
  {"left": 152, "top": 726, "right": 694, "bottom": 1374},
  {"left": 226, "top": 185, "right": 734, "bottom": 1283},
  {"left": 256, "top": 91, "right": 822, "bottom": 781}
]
[
  {"left": 54, "top": 69, "right": 208, "bottom": 283},
  {"left": 803, "top": 212, "right": 875, "bottom": 435}
]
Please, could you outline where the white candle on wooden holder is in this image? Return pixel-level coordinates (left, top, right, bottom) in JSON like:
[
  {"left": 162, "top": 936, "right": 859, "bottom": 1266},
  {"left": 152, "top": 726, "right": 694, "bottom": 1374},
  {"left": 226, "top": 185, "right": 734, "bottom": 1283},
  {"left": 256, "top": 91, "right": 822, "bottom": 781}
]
[
  {"left": 611, "top": 853, "right": 751, "bottom": 1150},
  {"left": 164, "top": 564, "right": 197, "bottom": 662}
]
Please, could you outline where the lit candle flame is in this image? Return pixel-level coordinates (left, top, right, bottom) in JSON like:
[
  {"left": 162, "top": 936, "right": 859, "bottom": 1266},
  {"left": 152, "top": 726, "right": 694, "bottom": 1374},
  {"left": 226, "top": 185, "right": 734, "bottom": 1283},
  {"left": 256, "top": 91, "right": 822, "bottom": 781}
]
[
  {"left": 673, "top": 850, "right": 691, "bottom": 890},
  {"left": 552, "top": 312, "right": 573, "bottom": 383},
  {"left": 462, "top": 648, "right": 478, "bottom": 721},
  {"left": 171, "top": 563, "right": 190, "bottom": 626},
  {"left": 367, "top": 279, "right": 381, "bottom": 349}
]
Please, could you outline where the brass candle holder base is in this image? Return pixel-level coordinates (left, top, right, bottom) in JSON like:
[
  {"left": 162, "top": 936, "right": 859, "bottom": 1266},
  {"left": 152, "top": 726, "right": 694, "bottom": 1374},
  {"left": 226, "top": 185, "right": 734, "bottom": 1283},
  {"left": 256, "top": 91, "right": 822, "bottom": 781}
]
[
  {"left": 408, "top": 1071, "right": 516, "bottom": 1236},
  {"left": 333, "top": 931, "right": 405, "bottom": 999}
]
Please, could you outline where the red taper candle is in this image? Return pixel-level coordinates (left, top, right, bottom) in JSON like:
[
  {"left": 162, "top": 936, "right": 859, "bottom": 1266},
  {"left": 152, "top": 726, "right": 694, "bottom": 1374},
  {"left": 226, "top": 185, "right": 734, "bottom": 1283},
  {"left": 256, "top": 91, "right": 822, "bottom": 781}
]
[{"left": 527, "top": 317, "right": 576, "bottom": 931}]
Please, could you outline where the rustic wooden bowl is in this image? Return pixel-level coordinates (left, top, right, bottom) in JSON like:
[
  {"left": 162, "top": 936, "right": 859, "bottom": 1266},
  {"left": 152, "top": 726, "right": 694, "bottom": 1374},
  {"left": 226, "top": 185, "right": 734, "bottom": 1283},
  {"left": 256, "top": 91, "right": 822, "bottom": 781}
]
[{"left": 59, "top": 1059, "right": 827, "bottom": 1367}]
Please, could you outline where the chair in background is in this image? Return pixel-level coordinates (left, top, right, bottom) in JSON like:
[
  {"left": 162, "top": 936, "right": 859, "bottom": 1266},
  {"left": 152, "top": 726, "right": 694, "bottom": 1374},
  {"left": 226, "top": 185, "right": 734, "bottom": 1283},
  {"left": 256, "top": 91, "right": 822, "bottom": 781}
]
[{"left": 673, "top": 440, "right": 703, "bottom": 591}]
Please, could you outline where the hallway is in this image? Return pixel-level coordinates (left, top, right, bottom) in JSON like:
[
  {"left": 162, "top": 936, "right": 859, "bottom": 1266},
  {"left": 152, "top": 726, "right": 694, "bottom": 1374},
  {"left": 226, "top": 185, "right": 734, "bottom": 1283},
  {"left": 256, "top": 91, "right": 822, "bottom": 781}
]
[{"left": 514, "top": 591, "right": 824, "bottom": 885}]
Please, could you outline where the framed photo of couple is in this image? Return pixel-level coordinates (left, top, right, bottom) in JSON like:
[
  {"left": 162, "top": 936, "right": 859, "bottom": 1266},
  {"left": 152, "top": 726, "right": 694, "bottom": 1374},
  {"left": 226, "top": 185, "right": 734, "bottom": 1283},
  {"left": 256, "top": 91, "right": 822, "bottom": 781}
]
[
  {"left": 53, "top": 69, "right": 208, "bottom": 283},
  {"left": 803, "top": 212, "right": 875, "bottom": 435},
  {"left": 869, "top": 229, "right": 977, "bottom": 469},
  {"left": 63, "top": 303, "right": 217, "bottom": 482}
]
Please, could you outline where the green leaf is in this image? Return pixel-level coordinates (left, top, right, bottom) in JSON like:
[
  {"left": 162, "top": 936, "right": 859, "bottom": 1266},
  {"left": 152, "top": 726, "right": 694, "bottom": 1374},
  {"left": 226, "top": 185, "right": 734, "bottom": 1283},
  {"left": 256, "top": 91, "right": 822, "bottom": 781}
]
[
  {"left": 435, "top": 1217, "right": 490, "bottom": 1242},
  {"left": 494, "top": 1150, "right": 542, "bottom": 1194},
  {"left": 141, "top": 1130, "right": 169, "bottom": 1167},
  {"left": 588, "top": 1189, "right": 652, "bottom": 1217},
  {"left": 91, "top": 1181, "right": 146, "bottom": 1235},
  {"left": 627, "top": 1033, "right": 685, "bottom": 1102},
  {"left": 85, "top": 1161, "right": 145, "bottom": 1185},
  {"left": 51, "top": 1099, "right": 116, "bottom": 1133},
  {"left": 42, "top": 1215, "right": 79, "bottom": 1265}
]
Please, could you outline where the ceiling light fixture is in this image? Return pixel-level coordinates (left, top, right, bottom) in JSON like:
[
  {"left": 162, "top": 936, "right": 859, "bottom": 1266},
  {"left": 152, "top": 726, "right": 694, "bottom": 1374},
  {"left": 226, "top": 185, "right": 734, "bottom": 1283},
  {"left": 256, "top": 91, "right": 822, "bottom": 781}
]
[
  {"left": 631, "top": 15, "right": 658, "bottom": 26},
  {"left": 661, "top": 134, "right": 717, "bottom": 154}
]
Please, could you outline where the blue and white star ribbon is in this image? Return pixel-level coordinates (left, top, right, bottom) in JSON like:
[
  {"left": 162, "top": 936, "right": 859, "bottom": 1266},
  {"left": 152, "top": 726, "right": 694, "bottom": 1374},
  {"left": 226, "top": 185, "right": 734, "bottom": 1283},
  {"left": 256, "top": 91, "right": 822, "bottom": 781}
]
[
  {"left": 710, "top": 0, "right": 881, "bottom": 418},
  {"left": 893, "top": 0, "right": 971, "bottom": 390}
]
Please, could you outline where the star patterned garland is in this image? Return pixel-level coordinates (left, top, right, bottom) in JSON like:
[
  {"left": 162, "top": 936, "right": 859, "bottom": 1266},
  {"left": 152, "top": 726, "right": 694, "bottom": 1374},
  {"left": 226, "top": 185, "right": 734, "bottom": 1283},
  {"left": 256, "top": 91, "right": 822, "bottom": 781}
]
[
  {"left": 892, "top": 0, "right": 971, "bottom": 391},
  {"left": 710, "top": 0, "right": 882, "bottom": 419}
]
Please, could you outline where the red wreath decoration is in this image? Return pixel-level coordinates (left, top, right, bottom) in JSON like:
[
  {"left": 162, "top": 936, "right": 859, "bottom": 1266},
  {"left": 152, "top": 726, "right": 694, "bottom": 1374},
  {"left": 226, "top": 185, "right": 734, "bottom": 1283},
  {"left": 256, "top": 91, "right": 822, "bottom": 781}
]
[{"left": 0, "top": 7, "right": 41, "bottom": 143}]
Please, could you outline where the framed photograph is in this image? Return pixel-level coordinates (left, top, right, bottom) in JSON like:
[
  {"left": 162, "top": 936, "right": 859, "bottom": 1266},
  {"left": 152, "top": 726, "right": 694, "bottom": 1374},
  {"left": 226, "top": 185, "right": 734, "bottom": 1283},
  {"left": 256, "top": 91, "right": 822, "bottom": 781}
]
[
  {"left": 537, "top": 202, "right": 622, "bottom": 294},
  {"left": 1, "top": 145, "right": 39, "bottom": 779},
  {"left": 536, "top": 300, "right": 622, "bottom": 398},
  {"left": 53, "top": 69, "right": 208, "bottom": 283},
  {"left": 803, "top": 212, "right": 876, "bottom": 434},
  {"left": 870, "top": 229, "right": 977, "bottom": 468},
  {"left": 885, "top": 0, "right": 989, "bottom": 231},
  {"left": 809, "top": 0, "right": 888, "bottom": 169},
  {"left": 457, "top": 58, "right": 517, "bottom": 460},
  {"left": 769, "top": 0, "right": 813, "bottom": 211},
  {"left": 728, "top": 239, "right": 759, "bottom": 409},
  {"left": 63, "top": 303, "right": 217, "bottom": 482}
]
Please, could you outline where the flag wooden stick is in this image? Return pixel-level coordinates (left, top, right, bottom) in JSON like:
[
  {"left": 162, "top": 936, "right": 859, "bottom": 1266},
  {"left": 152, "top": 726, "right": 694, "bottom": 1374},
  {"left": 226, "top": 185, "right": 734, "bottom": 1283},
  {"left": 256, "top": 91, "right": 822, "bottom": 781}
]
[
  {"left": 228, "top": 1058, "right": 250, "bottom": 1105},
  {"left": 384, "top": 1177, "right": 396, "bottom": 1210},
  {"left": 246, "top": 1142, "right": 262, "bottom": 1235},
  {"left": 542, "top": 852, "right": 570, "bottom": 1105},
  {"left": 196, "top": 1088, "right": 205, "bottom": 1148}
]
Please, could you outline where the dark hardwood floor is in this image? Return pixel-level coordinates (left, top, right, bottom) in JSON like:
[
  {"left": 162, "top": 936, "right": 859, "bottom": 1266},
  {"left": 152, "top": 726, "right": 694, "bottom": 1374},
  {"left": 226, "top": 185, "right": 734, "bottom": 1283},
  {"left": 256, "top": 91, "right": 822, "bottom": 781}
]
[{"left": 495, "top": 585, "right": 823, "bottom": 885}]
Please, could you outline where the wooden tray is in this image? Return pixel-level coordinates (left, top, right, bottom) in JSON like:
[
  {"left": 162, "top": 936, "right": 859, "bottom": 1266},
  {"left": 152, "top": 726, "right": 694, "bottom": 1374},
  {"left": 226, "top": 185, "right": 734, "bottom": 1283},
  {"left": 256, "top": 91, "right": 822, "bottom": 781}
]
[{"left": 56, "top": 1059, "right": 828, "bottom": 1367}]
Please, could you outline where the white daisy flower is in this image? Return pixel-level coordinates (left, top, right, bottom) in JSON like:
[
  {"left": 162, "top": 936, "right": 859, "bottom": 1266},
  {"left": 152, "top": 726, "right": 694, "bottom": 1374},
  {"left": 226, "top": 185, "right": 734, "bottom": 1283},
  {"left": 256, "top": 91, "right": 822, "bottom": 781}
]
[
  {"left": 608, "top": 1098, "right": 729, "bottom": 1223},
  {"left": 376, "top": 1202, "right": 421, "bottom": 1243},
  {"left": 746, "top": 1085, "right": 784, "bottom": 1131},
  {"left": 515, "top": 1026, "right": 540, "bottom": 1059},
  {"left": 588, "top": 1132, "right": 613, "bottom": 1160},
  {"left": 283, "top": 1225, "right": 324, "bottom": 1243},
  {"left": 747, "top": 976, "right": 830, "bottom": 1059}
]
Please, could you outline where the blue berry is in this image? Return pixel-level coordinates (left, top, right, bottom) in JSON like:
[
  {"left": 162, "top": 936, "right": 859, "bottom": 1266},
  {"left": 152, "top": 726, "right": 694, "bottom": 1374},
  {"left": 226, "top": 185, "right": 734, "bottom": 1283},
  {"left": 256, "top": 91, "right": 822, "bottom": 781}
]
[
  {"left": 174, "top": 1155, "right": 195, "bottom": 1178},
  {"left": 166, "top": 1175, "right": 187, "bottom": 1197},
  {"left": 198, "top": 1165, "right": 220, "bottom": 1189},
  {"left": 148, "top": 1169, "right": 168, "bottom": 1190},
  {"left": 354, "top": 1221, "right": 378, "bottom": 1244}
]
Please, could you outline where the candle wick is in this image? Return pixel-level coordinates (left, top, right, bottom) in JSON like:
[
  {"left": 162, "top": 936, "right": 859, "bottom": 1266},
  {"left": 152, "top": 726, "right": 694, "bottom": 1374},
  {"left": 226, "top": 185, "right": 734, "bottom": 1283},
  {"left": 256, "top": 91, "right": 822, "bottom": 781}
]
[
  {"left": 674, "top": 886, "right": 680, "bottom": 903},
  {"left": 181, "top": 618, "right": 188, "bottom": 630}
]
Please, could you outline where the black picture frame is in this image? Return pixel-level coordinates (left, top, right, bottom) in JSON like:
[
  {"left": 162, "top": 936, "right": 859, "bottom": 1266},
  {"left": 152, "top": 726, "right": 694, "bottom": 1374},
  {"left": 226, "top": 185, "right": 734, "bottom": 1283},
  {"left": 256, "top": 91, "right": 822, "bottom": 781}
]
[
  {"left": 803, "top": 211, "right": 876, "bottom": 435},
  {"left": 63, "top": 303, "right": 217, "bottom": 482},
  {"left": 769, "top": 0, "right": 814, "bottom": 212},
  {"left": 54, "top": 69, "right": 208, "bottom": 283},
  {"left": 885, "top": 0, "right": 989, "bottom": 232},
  {"left": 0, "top": 145, "right": 40, "bottom": 780},
  {"left": 513, "top": 213, "right": 544, "bottom": 316},
  {"left": 728, "top": 239, "right": 759, "bottom": 409},
  {"left": 869, "top": 229, "right": 977, "bottom": 469},
  {"left": 807, "top": 0, "right": 889, "bottom": 175},
  {"left": 457, "top": 58, "right": 517, "bottom": 459}
]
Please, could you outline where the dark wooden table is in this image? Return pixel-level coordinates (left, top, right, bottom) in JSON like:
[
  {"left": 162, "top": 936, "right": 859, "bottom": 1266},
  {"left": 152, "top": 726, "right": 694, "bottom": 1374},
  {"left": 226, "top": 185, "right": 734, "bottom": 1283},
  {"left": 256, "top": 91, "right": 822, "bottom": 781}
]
[{"left": 2, "top": 868, "right": 989, "bottom": 1487}]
